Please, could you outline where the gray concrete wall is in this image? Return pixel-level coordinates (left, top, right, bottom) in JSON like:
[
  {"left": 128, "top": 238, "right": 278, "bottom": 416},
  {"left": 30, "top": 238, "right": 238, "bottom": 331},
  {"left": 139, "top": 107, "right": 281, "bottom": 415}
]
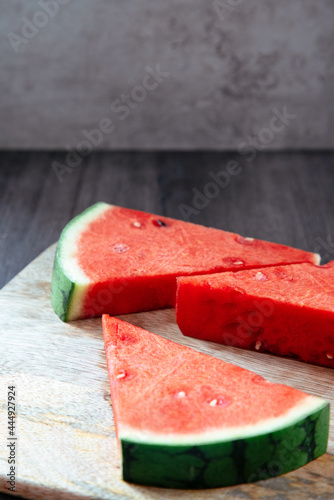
[{"left": 1, "top": 0, "right": 333, "bottom": 150}]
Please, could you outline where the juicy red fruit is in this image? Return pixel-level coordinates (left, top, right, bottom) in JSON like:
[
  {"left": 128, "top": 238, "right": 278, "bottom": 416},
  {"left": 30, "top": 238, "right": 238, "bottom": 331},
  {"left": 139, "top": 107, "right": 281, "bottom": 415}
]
[{"left": 176, "top": 262, "right": 334, "bottom": 368}]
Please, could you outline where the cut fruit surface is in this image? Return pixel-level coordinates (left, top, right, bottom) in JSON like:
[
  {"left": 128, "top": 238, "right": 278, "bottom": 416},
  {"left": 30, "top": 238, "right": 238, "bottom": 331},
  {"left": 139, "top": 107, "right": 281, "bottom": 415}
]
[
  {"left": 102, "top": 315, "right": 329, "bottom": 489},
  {"left": 51, "top": 202, "right": 319, "bottom": 321},
  {"left": 176, "top": 262, "right": 334, "bottom": 368}
]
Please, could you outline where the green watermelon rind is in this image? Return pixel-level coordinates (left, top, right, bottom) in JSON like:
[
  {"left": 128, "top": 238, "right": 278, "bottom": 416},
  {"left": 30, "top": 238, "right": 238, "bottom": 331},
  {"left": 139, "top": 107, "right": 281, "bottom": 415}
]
[
  {"left": 120, "top": 402, "right": 329, "bottom": 489},
  {"left": 51, "top": 251, "right": 74, "bottom": 322},
  {"left": 51, "top": 202, "right": 109, "bottom": 321}
]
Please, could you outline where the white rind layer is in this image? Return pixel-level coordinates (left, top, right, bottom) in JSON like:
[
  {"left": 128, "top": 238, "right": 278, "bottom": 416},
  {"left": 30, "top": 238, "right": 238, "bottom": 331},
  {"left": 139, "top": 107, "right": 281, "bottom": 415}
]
[
  {"left": 67, "top": 283, "right": 90, "bottom": 322},
  {"left": 118, "top": 395, "right": 327, "bottom": 445},
  {"left": 58, "top": 202, "right": 111, "bottom": 320}
]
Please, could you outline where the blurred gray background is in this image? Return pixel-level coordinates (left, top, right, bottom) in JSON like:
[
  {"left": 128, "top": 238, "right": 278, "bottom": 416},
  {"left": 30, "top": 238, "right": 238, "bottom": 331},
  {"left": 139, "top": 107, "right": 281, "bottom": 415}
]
[{"left": 1, "top": 0, "right": 333, "bottom": 150}]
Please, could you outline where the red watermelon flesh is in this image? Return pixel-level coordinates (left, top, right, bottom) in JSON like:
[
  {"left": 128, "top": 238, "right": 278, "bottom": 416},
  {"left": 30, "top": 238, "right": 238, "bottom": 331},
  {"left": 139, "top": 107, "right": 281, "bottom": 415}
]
[
  {"left": 51, "top": 202, "right": 320, "bottom": 321},
  {"left": 176, "top": 261, "right": 334, "bottom": 368},
  {"left": 102, "top": 315, "right": 329, "bottom": 488}
]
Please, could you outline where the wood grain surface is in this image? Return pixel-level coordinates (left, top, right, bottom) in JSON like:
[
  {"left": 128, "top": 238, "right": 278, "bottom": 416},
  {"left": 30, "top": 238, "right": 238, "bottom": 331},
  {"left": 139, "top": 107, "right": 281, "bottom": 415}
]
[
  {"left": 0, "top": 244, "right": 333, "bottom": 500},
  {"left": 1, "top": 151, "right": 334, "bottom": 499}
]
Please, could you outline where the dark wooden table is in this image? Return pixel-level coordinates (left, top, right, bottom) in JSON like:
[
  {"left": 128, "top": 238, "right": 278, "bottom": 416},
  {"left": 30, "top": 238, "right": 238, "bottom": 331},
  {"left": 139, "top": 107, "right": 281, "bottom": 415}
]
[
  {"left": 1, "top": 151, "right": 334, "bottom": 290},
  {"left": 0, "top": 151, "right": 334, "bottom": 499}
]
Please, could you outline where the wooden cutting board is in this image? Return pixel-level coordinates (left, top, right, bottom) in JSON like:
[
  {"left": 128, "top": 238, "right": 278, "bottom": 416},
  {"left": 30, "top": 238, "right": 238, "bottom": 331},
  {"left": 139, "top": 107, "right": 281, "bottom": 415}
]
[{"left": 0, "top": 244, "right": 333, "bottom": 500}]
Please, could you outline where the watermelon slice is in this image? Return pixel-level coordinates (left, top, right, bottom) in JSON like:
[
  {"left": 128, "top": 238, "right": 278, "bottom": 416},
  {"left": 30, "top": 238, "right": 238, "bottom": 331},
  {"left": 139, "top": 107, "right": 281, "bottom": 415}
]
[
  {"left": 176, "top": 262, "right": 334, "bottom": 368},
  {"left": 102, "top": 315, "right": 329, "bottom": 489},
  {"left": 51, "top": 202, "right": 319, "bottom": 321}
]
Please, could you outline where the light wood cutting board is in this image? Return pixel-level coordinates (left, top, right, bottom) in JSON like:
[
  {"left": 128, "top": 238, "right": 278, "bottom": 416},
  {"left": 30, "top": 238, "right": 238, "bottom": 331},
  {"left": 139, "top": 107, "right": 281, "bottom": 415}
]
[{"left": 0, "top": 244, "right": 333, "bottom": 500}]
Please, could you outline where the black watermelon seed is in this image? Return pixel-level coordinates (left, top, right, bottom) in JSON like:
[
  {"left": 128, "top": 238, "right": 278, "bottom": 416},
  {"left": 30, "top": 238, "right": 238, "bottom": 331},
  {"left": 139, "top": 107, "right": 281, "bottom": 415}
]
[{"left": 153, "top": 219, "right": 167, "bottom": 227}]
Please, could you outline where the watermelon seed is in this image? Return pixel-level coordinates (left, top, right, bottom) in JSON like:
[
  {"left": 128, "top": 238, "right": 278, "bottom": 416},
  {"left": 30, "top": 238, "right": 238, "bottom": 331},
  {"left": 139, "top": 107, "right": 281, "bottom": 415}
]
[
  {"left": 177, "top": 391, "right": 186, "bottom": 398},
  {"left": 326, "top": 353, "right": 333, "bottom": 359},
  {"left": 209, "top": 396, "right": 230, "bottom": 407},
  {"left": 153, "top": 219, "right": 167, "bottom": 227},
  {"left": 255, "top": 340, "right": 262, "bottom": 350},
  {"left": 223, "top": 257, "right": 246, "bottom": 267},
  {"left": 116, "top": 371, "right": 126, "bottom": 379},
  {"left": 112, "top": 243, "right": 130, "bottom": 253},
  {"left": 237, "top": 236, "right": 255, "bottom": 245},
  {"left": 209, "top": 399, "right": 218, "bottom": 406},
  {"left": 254, "top": 271, "right": 268, "bottom": 281},
  {"left": 132, "top": 221, "right": 142, "bottom": 228}
]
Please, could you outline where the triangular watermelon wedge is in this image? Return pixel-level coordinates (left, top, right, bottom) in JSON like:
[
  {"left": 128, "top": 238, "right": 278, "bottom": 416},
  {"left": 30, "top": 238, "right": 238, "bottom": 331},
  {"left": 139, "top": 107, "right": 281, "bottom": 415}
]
[
  {"left": 51, "top": 203, "right": 319, "bottom": 321},
  {"left": 102, "top": 315, "right": 329, "bottom": 489}
]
